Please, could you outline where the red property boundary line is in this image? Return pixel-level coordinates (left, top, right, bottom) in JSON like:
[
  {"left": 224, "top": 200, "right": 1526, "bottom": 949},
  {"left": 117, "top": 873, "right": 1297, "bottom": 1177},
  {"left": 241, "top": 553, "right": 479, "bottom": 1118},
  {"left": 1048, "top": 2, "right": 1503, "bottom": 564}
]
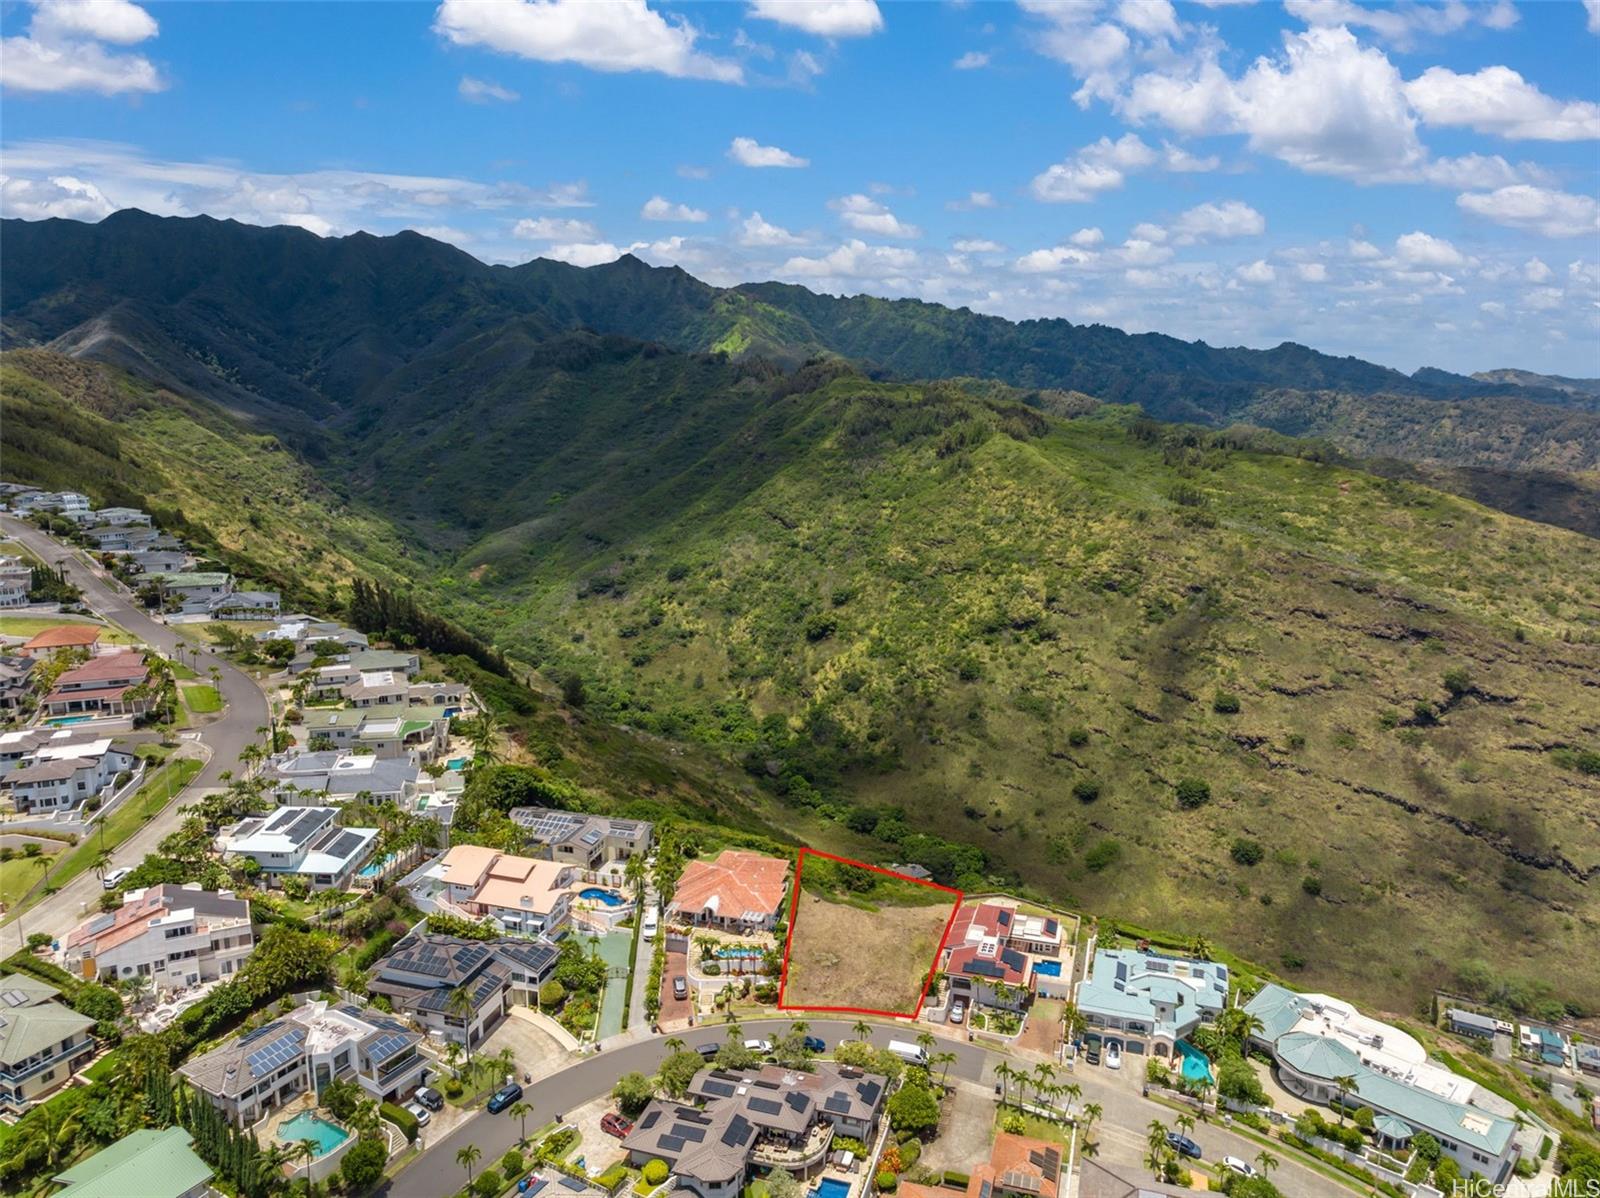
[{"left": 777, "top": 847, "right": 964, "bottom": 1020}]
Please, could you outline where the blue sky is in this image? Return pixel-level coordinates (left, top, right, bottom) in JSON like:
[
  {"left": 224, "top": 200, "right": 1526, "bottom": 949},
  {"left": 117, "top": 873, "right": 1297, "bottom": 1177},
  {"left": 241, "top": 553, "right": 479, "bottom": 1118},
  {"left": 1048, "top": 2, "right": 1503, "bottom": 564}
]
[{"left": 2, "top": 0, "right": 1598, "bottom": 375}]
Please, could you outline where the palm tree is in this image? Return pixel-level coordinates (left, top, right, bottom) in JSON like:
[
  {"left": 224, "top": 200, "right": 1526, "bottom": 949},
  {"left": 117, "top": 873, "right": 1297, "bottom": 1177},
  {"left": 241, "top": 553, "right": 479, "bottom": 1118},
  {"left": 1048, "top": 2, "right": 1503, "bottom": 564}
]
[
  {"left": 724, "top": 1021, "right": 743, "bottom": 1042},
  {"left": 1255, "top": 1150, "right": 1280, "bottom": 1179},
  {"left": 1146, "top": 1118, "right": 1169, "bottom": 1155},
  {"left": 28, "top": 1098, "right": 81, "bottom": 1171},
  {"left": 448, "top": 985, "right": 476, "bottom": 1078},
  {"left": 1190, "top": 934, "right": 1213, "bottom": 960},
  {"left": 457, "top": 1144, "right": 482, "bottom": 1187},
  {"left": 92, "top": 848, "right": 113, "bottom": 887},
  {"left": 1033, "top": 1062, "right": 1056, "bottom": 1106},
  {"left": 443, "top": 1039, "right": 464, "bottom": 1082},
  {"left": 1332, "top": 1075, "right": 1359, "bottom": 1123},
  {"left": 1081, "top": 1103, "right": 1103, "bottom": 1134},
  {"left": 510, "top": 1100, "right": 532, "bottom": 1144},
  {"left": 852, "top": 1019, "right": 872, "bottom": 1042},
  {"left": 290, "top": 1137, "right": 316, "bottom": 1177},
  {"left": 932, "top": 1050, "right": 957, "bottom": 1088},
  {"left": 1060, "top": 1082, "right": 1081, "bottom": 1119},
  {"left": 916, "top": 1030, "right": 936, "bottom": 1058},
  {"left": 495, "top": 1045, "right": 517, "bottom": 1083},
  {"left": 664, "top": 1036, "right": 686, "bottom": 1055},
  {"left": 994, "top": 1062, "right": 1015, "bottom": 1107},
  {"left": 1175, "top": 1113, "right": 1196, "bottom": 1139}
]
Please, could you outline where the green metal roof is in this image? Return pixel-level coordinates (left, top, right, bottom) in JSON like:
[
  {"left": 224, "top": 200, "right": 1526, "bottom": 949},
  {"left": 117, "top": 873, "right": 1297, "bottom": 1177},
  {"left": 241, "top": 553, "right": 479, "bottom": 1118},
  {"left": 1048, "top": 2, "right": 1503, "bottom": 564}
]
[
  {"left": 53, "top": 1128, "right": 212, "bottom": 1198},
  {"left": 1277, "top": 1031, "right": 1364, "bottom": 1080}
]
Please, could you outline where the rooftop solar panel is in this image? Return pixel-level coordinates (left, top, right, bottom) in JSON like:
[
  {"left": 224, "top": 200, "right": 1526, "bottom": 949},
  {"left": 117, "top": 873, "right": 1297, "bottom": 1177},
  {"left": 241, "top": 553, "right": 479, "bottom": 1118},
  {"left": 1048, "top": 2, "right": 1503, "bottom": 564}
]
[
  {"left": 702, "top": 1080, "right": 737, "bottom": 1098},
  {"left": 658, "top": 1136, "right": 684, "bottom": 1154},
  {"left": 720, "top": 1115, "right": 752, "bottom": 1147},
  {"left": 748, "top": 1097, "right": 783, "bottom": 1115},
  {"left": 823, "top": 1093, "right": 851, "bottom": 1114}
]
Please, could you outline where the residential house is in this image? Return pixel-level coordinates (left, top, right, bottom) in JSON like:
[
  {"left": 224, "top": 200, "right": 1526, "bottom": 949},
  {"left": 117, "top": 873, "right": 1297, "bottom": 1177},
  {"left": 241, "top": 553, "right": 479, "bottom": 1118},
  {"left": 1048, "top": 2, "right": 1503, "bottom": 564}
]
[
  {"left": 1574, "top": 1043, "right": 1600, "bottom": 1079},
  {"left": 209, "top": 590, "right": 281, "bottom": 620},
  {"left": 1075, "top": 1159, "right": 1189, "bottom": 1198},
  {"left": 1445, "top": 1009, "right": 1509, "bottom": 1041},
  {"left": 218, "top": 805, "right": 378, "bottom": 891},
  {"left": 0, "top": 972, "right": 97, "bottom": 1114},
  {"left": 0, "top": 727, "right": 104, "bottom": 778},
  {"left": 1244, "top": 983, "right": 1520, "bottom": 1183},
  {"left": 4, "top": 738, "right": 135, "bottom": 814},
  {"left": 127, "top": 549, "right": 191, "bottom": 576},
  {"left": 181, "top": 999, "right": 424, "bottom": 1127},
  {"left": 942, "top": 900, "right": 1069, "bottom": 1009},
  {"left": 1520, "top": 1024, "right": 1570, "bottom": 1068},
  {"left": 146, "top": 572, "right": 233, "bottom": 615},
  {"left": 50, "top": 1127, "right": 213, "bottom": 1198},
  {"left": 350, "top": 648, "right": 420, "bottom": 676},
  {"left": 621, "top": 1061, "right": 888, "bottom": 1198},
  {"left": 19, "top": 624, "right": 102, "bottom": 657},
  {"left": 265, "top": 750, "right": 424, "bottom": 806},
  {"left": 430, "top": 843, "right": 577, "bottom": 937},
  {"left": 0, "top": 556, "right": 32, "bottom": 608},
  {"left": 41, "top": 651, "right": 153, "bottom": 718},
  {"left": 368, "top": 932, "right": 559, "bottom": 1046},
  {"left": 91, "top": 507, "right": 153, "bottom": 528},
  {"left": 63, "top": 884, "right": 254, "bottom": 993},
  {"left": 83, "top": 525, "right": 159, "bottom": 554},
  {"left": 1073, "top": 948, "right": 1229, "bottom": 1057},
  {"left": 341, "top": 669, "right": 409, "bottom": 708},
  {"left": 665, "top": 849, "right": 789, "bottom": 933},
  {"left": 0, "top": 654, "right": 36, "bottom": 712},
  {"left": 510, "top": 806, "right": 654, "bottom": 873},
  {"left": 302, "top": 704, "right": 451, "bottom": 763}
]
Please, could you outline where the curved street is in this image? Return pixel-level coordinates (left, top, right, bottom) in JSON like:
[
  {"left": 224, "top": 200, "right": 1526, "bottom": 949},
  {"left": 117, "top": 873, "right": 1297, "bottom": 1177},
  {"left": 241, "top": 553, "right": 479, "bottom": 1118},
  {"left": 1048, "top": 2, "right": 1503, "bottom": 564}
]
[
  {"left": 382, "top": 1017, "right": 1340, "bottom": 1198},
  {"left": 1, "top": 514, "right": 270, "bottom": 945}
]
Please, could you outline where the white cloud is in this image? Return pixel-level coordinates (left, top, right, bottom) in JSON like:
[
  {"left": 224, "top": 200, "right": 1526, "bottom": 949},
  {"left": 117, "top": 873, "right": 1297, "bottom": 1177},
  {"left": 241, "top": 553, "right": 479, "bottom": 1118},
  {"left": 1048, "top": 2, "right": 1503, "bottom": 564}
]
[
  {"left": 1586, "top": 0, "right": 1600, "bottom": 34},
  {"left": 748, "top": 0, "right": 883, "bottom": 38},
  {"left": 1069, "top": 227, "right": 1105, "bottom": 247},
  {"left": 677, "top": 164, "right": 711, "bottom": 179},
  {"left": 830, "top": 193, "right": 920, "bottom": 238},
  {"left": 1404, "top": 65, "right": 1600, "bottom": 141},
  {"left": 1162, "top": 142, "right": 1221, "bottom": 172},
  {"left": 1171, "top": 199, "right": 1265, "bottom": 244},
  {"left": 1523, "top": 257, "right": 1553, "bottom": 283},
  {"left": 544, "top": 241, "right": 627, "bottom": 267},
  {"left": 1131, "top": 222, "right": 1168, "bottom": 242},
  {"left": 1115, "top": 0, "right": 1180, "bottom": 39},
  {"left": 1020, "top": 1, "right": 1133, "bottom": 107},
  {"left": 1457, "top": 185, "right": 1600, "bottom": 238},
  {"left": 953, "top": 238, "right": 1005, "bottom": 253},
  {"left": 1031, "top": 133, "right": 1155, "bottom": 202},
  {"left": 1, "top": 0, "right": 163, "bottom": 94},
  {"left": 780, "top": 238, "right": 917, "bottom": 279},
  {"left": 954, "top": 51, "right": 990, "bottom": 70},
  {"left": 728, "top": 136, "right": 809, "bottom": 168},
  {"left": 1284, "top": 0, "right": 1515, "bottom": 46},
  {"left": 1117, "top": 237, "right": 1173, "bottom": 266},
  {"left": 737, "top": 211, "right": 806, "bottom": 246},
  {"left": 432, "top": 0, "right": 742, "bottom": 84},
  {"left": 0, "top": 173, "right": 115, "bottom": 220},
  {"left": 459, "top": 76, "right": 520, "bottom": 103},
  {"left": 1296, "top": 262, "right": 1329, "bottom": 282},
  {"left": 1235, "top": 259, "right": 1276, "bottom": 284},
  {"left": 947, "top": 191, "right": 997, "bottom": 211},
  {"left": 411, "top": 225, "right": 473, "bottom": 245},
  {"left": 1395, "top": 230, "right": 1465, "bottom": 268},
  {"left": 787, "top": 49, "right": 825, "bottom": 86},
  {"left": 641, "top": 195, "right": 708, "bottom": 222},
  {"left": 514, "top": 216, "right": 601, "bottom": 240},
  {"left": 1348, "top": 238, "right": 1383, "bottom": 259},
  {"left": 1014, "top": 245, "right": 1099, "bottom": 273}
]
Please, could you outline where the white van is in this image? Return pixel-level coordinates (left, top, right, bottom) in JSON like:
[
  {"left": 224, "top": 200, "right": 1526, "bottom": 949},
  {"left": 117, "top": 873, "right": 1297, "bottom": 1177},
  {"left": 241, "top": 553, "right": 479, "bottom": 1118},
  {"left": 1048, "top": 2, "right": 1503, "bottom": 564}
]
[
  {"left": 887, "top": 1039, "right": 928, "bottom": 1067},
  {"left": 642, "top": 908, "right": 659, "bottom": 942},
  {"left": 102, "top": 866, "right": 133, "bottom": 890}
]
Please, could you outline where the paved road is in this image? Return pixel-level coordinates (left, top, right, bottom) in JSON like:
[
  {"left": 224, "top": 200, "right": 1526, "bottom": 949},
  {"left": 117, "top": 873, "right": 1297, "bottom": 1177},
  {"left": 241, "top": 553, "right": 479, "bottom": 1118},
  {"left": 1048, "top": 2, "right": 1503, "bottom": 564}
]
[
  {"left": 1, "top": 516, "right": 269, "bottom": 945},
  {"left": 382, "top": 1019, "right": 1339, "bottom": 1198}
]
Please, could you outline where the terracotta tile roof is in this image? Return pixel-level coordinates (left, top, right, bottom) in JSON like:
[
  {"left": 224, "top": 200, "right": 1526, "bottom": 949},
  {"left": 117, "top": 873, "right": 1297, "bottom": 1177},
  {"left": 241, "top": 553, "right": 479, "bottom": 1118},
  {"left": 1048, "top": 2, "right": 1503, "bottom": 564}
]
[
  {"left": 22, "top": 625, "right": 104, "bottom": 651},
  {"left": 967, "top": 1133, "right": 1063, "bottom": 1198},
  {"left": 53, "top": 651, "right": 147, "bottom": 683},
  {"left": 669, "top": 849, "right": 789, "bottom": 922}
]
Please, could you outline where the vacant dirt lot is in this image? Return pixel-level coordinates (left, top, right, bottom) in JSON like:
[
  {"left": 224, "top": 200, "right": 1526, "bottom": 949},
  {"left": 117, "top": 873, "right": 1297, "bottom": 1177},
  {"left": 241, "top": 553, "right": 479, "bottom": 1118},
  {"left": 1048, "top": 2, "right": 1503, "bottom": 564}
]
[{"left": 782, "top": 890, "right": 957, "bottom": 1013}]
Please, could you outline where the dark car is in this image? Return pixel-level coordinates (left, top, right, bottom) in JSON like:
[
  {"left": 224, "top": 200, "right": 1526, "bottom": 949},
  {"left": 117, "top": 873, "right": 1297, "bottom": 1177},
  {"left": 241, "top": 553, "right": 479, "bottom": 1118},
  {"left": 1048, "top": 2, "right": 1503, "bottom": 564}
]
[
  {"left": 1166, "top": 1132, "right": 1202, "bottom": 1160},
  {"left": 672, "top": 975, "right": 688, "bottom": 1000},
  {"left": 697, "top": 1043, "right": 720, "bottom": 1059},
  {"left": 414, "top": 1086, "right": 444, "bottom": 1112},
  {"left": 803, "top": 1036, "right": 826, "bottom": 1052},
  {"left": 487, "top": 1082, "right": 524, "bottom": 1114},
  {"left": 601, "top": 1112, "right": 634, "bottom": 1138}
]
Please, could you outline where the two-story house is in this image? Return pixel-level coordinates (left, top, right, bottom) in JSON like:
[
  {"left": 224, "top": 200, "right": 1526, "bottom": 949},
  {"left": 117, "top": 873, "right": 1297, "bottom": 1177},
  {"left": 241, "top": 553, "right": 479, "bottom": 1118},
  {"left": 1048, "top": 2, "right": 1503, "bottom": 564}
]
[
  {"left": 63, "top": 884, "right": 255, "bottom": 993},
  {"left": 40, "top": 651, "right": 153, "bottom": 718},
  {"left": 217, "top": 805, "right": 378, "bottom": 891},
  {"left": 0, "top": 972, "right": 97, "bottom": 1115},
  {"left": 368, "top": 932, "right": 559, "bottom": 1046},
  {"left": 509, "top": 807, "right": 654, "bottom": 873},
  {"left": 430, "top": 844, "right": 577, "bottom": 938}
]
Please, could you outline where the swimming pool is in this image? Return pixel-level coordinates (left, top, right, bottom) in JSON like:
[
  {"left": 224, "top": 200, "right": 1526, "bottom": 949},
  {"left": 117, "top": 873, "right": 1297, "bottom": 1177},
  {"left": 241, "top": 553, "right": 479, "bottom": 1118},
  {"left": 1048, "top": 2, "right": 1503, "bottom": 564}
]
[
  {"left": 717, "top": 946, "right": 764, "bottom": 959},
  {"left": 358, "top": 853, "right": 396, "bottom": 879},
  {"left": 579, "top": 887, "right": 625, "bottom": 907},
  {"left": 446, "top": 757, "right": 468, "bottom": 770},
  {"left": 278, "top": 1112, "right": 350, "bottom": 1157},
  {"left": 809, "top": 1178, "right": 850, "bottom": 1198},
  {"left": 1175, "top": 1039, "right": 1214, "bottom": 1084},
  {"left": 46, "top": 715, "right": 94, "bottom": 726},
  {"left": 1032, "top": 960, "right": 1062, "bottom": 977}
]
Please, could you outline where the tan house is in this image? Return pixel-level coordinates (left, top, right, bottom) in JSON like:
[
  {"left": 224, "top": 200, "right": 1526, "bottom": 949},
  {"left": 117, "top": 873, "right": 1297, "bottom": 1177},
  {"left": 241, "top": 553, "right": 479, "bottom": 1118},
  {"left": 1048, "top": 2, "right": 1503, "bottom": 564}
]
[{"left": 0, "top": 972, "right": 97, "bottom": 1114}]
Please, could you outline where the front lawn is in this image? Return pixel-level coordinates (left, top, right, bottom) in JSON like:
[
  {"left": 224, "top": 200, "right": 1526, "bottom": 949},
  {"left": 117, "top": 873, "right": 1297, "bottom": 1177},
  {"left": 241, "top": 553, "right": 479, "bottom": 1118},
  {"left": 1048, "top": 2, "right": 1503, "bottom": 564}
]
[{"left": 181, "top": 683, "right": 223, "bottom": 713}]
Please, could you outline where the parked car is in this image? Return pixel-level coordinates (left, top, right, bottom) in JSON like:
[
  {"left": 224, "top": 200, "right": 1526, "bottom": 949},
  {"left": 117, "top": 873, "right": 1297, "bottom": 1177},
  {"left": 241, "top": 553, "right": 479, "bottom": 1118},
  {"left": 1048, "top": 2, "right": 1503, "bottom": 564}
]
[
  {"left": 1221, "top": 1157, "right": 1257, "bottom": 1178},
  {"left": 697, "top": 1043, "right": 720, "bottom": 1059},
  {"left": 600, "top": 1112, "right": 633, "bottom": 1138},
  {"left": 404, "top": 1101, "right": 431, "bottom": 1127},
  {"left": 744, "top": 1039, "right": 774, "bottom": 1055},
  {"left": 949, "top": 1001, "right": 966, "bottom": 1025},
  {"left": 414, "top": 1086, "right": 444, "bottom": 1112},
  {"left": 803, "top": 1036, "right": 826, "bottom": 1052},
  {"left": 1166, "top": 1133, "right": 1202, "bottom": 1160},
  {"left": 102, "top": 866, "right": 132, "bottom": 890},
  {"left": 1105, "top": 1043, "right": 1122, "bottom": 1070},
  {"left": 1084, "top": 1045, "right": 1101, "bottom": 1065},
  {"left": 488, "top": 1082, "right": 524, "bottom": 1114},
  {"left": 672, "top": 975, "right": 688, "bottom": 1000}
]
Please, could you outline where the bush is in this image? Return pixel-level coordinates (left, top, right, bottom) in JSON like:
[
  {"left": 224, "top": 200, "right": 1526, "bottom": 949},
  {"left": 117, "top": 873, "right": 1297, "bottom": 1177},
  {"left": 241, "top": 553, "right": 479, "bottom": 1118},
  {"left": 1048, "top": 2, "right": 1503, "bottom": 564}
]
[
  {"left": 876, "top": 1172, "right": 898, "bottom": 1192},
  {"left": 354, "top": 928, "right": 400, "bottom": 971},
  {"left": 382, "top": 1101, "right": 419, "bottom": 1143},
  {"left": 1175, "top": 778, "right": 1211, "bottom": 809},
  {"left": 1084, "top": 838, "right": 1122, "bottom": 871},
  {"left": 340, "top": 1136, "right": 388, "bottom": 1190},
  {"left": 1230, "top": 839, "right": 1265, "bottom": 866},
  {"left": 26, "top": 932, "right": 52, "bottom": 950},
  {"left": 1066, "top": 726, "right": 1090, "bottom": 747},
  {"left": 1301, "top": 875, "right": 1322, "bottom": 896},
  {"left": 1213, "top": 692, "right": 1241, "bottom": 714},
  {"left": 474, "top": 1168, "right": 504, "bottom": 1197},
  {"left": 643, "top": 1160, "right": 670, "bottom": 1186},
  {"left": 539, "top": 979, "right": 567, "bottom": 1008},
  {"left": 596, "top": 1165, "right": 630, "bottom": 1190},
  {"left": 942, "top": 1173, "right": 970, "bottom": 1188},
  {"left": 443, "top": 1078, "right": 464, "bottom": 1098},
  {"left": 1072, "top": 779, "right": 1100, "bottom": 803}
]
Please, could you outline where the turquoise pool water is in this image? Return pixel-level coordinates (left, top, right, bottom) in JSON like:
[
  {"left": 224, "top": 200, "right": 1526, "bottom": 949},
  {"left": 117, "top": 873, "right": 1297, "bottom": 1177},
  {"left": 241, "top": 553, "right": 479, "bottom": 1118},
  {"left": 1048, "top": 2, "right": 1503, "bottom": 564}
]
[
  {"left": 810, "top": 1178, "right": 850, "bottom": 1198},
  {"left": 446, "top": 757, "right": 468, "bottom": 770},
  {"left": 579, "top": 887, "right": 625, "bottom": 907},
  {"left": 717, "top": 946, "right": 763, "bottom": 959},
  {"left": 47, "top": 715, "right": 94, "bottom": 726},
  {"left": 358, "top": 853, "right": 395, "bottom": 879},
  {"left": 279, "top": 1112, "right": 350, "bottom": 1157},
  {"left": 1032, "top": 960, "right": 1062, "bottom": 977},
  {"left": 1176, "top": 1040, "right": 1213, "bottom": 1084}
]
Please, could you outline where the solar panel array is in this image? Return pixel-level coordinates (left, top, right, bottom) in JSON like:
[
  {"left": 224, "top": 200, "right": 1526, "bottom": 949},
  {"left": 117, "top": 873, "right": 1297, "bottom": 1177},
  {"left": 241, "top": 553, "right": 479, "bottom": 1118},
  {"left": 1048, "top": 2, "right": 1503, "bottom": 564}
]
[
  {"left": 721, "top": 1114, "right": 752, "bottom": 1147},
  {"left": 823, "top": 1093, "right": 851, "bottom": 1114},
  {"left": 245, "top": 1027, "right": 306, "bottom": 1076},
  {"left": 366, "top": 1030, "right": 413, "bottom": 1063},
  {"left": 323, "top": 830, "right": 366, "bottom": 860},
  {"left": 702, "top": 1079, "right": 737, "bottom": 1099},
  {"left": 747, "top": 1097, "right": 782, "bottom": 1116},
  {"left": 785, "top": 1092, "right": 808, "bottom": 1113}
]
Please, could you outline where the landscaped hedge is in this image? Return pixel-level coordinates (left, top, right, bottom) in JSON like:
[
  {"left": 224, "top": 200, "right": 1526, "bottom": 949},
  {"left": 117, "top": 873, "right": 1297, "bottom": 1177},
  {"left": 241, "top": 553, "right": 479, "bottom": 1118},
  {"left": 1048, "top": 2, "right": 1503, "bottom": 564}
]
[
  {"left": 355, "top": 928, "right": 401, "bottom": 971},
  {"left": 594, "top": 1164, "right": 630, "bottom": 1191},
  {"left": 2, "top": 950, "right": 84, "bottom": 997},
  {"left": 942, "top": 1172, "right": 970, "bottom": 1188},
  {"left": 381, "top": 1101, "right": 419, "bottom": 1142}
]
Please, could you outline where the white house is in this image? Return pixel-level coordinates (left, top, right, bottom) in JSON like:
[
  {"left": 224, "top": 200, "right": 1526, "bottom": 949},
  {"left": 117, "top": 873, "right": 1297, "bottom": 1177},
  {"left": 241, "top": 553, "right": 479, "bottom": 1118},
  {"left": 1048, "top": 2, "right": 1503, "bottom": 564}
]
[
  {"left": 4, "top": 738, "right": 135, "bottom": 814},
  {"left": 63, "top": 884, "right": 254, "bottom": 992},
  {"left": 218, "top": 805, "right": 378, "bottom": 891}
]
